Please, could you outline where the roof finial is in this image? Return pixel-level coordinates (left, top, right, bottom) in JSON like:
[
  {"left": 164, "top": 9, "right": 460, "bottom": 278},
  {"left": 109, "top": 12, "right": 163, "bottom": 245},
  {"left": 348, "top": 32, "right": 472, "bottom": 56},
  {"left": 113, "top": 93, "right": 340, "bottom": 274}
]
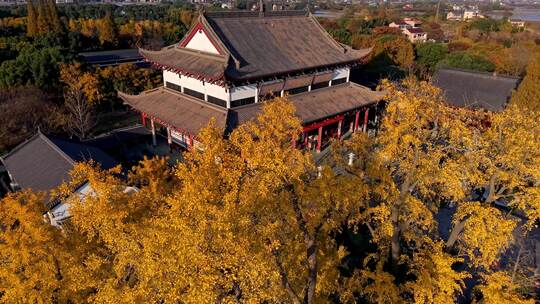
[{"left": 259, "top": 0, "right": 265, "bottom": 16}]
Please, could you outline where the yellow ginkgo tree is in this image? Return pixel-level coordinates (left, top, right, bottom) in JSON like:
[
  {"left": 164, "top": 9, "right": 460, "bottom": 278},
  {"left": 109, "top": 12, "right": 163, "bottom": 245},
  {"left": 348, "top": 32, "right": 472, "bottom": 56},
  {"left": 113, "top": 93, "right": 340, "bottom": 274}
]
[{"left": 336, "top": 78, "right": 539, "bottom": 303}]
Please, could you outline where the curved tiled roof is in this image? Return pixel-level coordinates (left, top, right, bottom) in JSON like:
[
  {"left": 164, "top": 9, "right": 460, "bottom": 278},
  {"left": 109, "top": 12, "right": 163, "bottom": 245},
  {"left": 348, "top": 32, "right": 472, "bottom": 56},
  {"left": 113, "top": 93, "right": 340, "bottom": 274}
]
[
  {"left": 118, "top": 88, "right": 229, "bottom": 135},
  {"left": 140, "top": 10, "right": 371, "bottom": 84},
  {"left": 204, "top": 11, "right": 371, "bottom": 80},
  {"left": 120, "top": 82, "right": 383, "bottom": 139},
  {"left": 230, "top": 82, "right": 384, "bottom": 126},
  {"left": 140, "top": 46, "right": 228, "bottom": 83}
]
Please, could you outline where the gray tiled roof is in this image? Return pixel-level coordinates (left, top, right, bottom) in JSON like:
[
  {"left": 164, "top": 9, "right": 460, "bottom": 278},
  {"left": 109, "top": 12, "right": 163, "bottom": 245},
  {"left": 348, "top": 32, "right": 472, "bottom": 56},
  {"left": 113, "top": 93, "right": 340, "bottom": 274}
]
[
  {"left": 118, "top": 88, "right": 229, "bottom": 135},
  {"left": 1, "top": 132, "right": 117, "bottom": 193},
  {"left": 205, "top": 11, "right": 371, "bottom": 80},
  {"left": 432, "top": 68, "right": 521, "bottom": 112},
  {"left": 79, "top": 49, "right": 142, "bottom": 64},
  {"left": 119, "top": 82, "right": 383, "bottom": 137},
  {"left": 230, "top": 82, "right": 384, "bottom": 126},
  {"left": 140, "top": 47, "right": 228, "bottom": 82},
  {"left": 140, "top": 10, "right": 371, "bottom": 83}
]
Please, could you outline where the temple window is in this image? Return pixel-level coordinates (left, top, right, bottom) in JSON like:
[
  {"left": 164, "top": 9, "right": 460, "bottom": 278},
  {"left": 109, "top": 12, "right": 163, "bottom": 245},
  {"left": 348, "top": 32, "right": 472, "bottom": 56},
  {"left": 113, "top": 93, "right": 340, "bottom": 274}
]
[
  {"left": 165, "top": 82, "right": 182, "bottom": 93},
  {"left": 331, "top": 78, "right": 347, "bottom": 86},
  {"left": 285, "top": 86, "right": 309, "bottom": 95},
  {"left": 311, "top": 81, "right": 329, "bottom": 91},
  {"left": 207, "top": 95, "right": 227, "bottom": 107},
  {"left": 230, "top": 96, "right": 256, "bottom": 108},
  {"left": 184, "top": 87, "right": 205, "bottom": 100}
]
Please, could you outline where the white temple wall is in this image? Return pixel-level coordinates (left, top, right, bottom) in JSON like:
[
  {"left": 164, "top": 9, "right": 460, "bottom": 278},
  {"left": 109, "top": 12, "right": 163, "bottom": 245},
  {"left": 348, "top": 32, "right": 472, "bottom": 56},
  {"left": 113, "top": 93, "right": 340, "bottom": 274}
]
[
  {"left": 163, "top": 70, "right": 182, "bottom": 87},
  {"left": 332, "top": 68, "right": 350, "bottom": 80},
  {"left": 174, "top": 73, "right": 230, "bottom": 101},
  {"left": 163, "top": 67, "right": 352, "bottom": 109},
  {"left": 185, "top": 30, "right": 220, "bottom": 54},
  {"left": 230, "top": 84, "right": 257, "bottom": 101}
]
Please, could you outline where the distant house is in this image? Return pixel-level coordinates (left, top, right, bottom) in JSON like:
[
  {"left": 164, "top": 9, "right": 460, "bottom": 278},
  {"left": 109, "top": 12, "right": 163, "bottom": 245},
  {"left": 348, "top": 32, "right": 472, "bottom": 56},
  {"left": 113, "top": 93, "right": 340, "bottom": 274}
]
[
  {"left": 0, "top": 131, "right": 118, "bottom": 226},
  {"left": 403, "top": 28, "right": 427, "bottom": 43},
  {"left": 403, "top": 17, "right": 422, "bottom": 28},
  {"left": 389, "top": 21, "right": 410, "bottom": 30},
  {"left": 389, "top": 18, "right": 426, "bottom": 43},
  {"left": 447, "top": 9, "right": 484, "bottom": 21},
  {"left": 432, "top": 68, "right": 521, "bottom": 112},
  {"left": 446, "top": 11, "right": 463, "bottom": 21},
  {"left": 463, "top": 9, "right": 483, "bottom": 20},
  {"left": 509, "top": 19, "right": 526, "bottom": 28}
]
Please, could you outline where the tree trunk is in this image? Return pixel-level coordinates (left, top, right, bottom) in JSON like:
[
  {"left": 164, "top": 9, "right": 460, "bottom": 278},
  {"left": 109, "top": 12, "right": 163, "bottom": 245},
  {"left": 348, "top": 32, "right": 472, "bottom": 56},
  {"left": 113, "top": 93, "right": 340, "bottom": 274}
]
[
  {"left": 290, "top": 193, "right": 318, "bottom": 304},
  {"left": 511, "top": 242, "right": 523, "bottom": 284},
  {"left": 391, "top": 177, "right": 411, "bottom": 264},
  {"left": 391, "top": 205, "right": 401, "bottom": 263},
  {"left": 304, "top": 237, "right": 318, "bottom": 304},
  {"left": 446, "top": 219, "right": 465, "bottom": 249}
]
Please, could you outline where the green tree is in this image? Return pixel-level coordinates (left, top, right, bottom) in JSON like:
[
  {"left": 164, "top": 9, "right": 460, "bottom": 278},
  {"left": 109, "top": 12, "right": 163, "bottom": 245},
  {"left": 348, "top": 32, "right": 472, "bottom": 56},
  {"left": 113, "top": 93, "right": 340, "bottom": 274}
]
[
  {"left": 511, "top": 53, "right": 540, "bottom": 112},
  {"left": 415, "top": 42, "right": 448, "bottom": 72},
  {"left": 468, "top": 18, "right": 501, "bottom": 35},
  {"left": 439, "top": 52, "right": 496, "bottom": 72},
  {"left": 0, "top": 45, "right": 70, "bottom": 90}
]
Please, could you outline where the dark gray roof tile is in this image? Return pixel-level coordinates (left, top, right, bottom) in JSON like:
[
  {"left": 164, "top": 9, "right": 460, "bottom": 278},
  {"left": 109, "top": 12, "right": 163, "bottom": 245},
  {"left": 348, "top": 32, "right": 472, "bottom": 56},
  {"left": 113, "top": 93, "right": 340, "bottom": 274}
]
[
  {"left": 432, "top": 68, "right": 520, "bottom": 112},
  {"left": 1, "top": 132, "right": 117, "bottom": 193},
  {"left": 140, "top": 11, "right": 371, "bottom": 82}
]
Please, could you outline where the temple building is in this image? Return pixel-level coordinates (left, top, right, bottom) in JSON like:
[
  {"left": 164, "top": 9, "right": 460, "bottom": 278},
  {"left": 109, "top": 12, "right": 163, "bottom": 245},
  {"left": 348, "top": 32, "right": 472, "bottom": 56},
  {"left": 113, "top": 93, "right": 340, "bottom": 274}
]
[
  {"left": 119, "top": 6, "right": 384, "bottom": 153},
  {"left": 432, "top": 68, "right": 520, "bottom": 112},
  {"left": 0, "top": 131, "right": 118, "bottom": 226}
]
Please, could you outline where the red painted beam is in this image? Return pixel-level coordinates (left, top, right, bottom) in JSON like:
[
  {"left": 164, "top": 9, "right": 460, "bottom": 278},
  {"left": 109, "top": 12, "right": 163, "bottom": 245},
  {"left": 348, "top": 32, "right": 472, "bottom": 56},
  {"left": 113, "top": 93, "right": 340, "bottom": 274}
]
[
  {"left": 135, "top": 110, "right": 198, "bottom": 144},
  {"left": 303, "top": 114, "right": 345, "bottom": 133}
]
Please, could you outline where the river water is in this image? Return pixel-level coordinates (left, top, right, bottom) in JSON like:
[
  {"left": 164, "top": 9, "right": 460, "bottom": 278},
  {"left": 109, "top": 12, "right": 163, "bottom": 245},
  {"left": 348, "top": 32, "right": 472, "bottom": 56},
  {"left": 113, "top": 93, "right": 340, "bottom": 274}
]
[
  {"left": 511, "top": 8, "right": 540, "bottom": 22},
  {"left": 315, "top": 8, "right": 540, "bottom": 22}
]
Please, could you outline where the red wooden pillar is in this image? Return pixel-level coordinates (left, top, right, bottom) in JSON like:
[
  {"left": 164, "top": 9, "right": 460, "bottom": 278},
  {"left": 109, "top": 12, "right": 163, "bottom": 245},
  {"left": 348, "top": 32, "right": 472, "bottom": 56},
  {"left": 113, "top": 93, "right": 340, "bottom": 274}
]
[
  {"left": 337, "top": 119, "right": 343, "bottom": 139},
  {"left": 316, "top": 126, "right": 323, "bottom": 153},
  {"left": 303, "top": 132, "right": 308, "bottom": 148},
  {"left": 354, "top": 111, "right": 360, "bottom": 132},
  {"left": 189, "top": 134, "right": 194, "bottom": 149},
  {"left": 141, "top": 113, "right": 146, "bottom": 126},
  {"left": 362, "top": 108, "right": 369, "bottom": 133}
]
